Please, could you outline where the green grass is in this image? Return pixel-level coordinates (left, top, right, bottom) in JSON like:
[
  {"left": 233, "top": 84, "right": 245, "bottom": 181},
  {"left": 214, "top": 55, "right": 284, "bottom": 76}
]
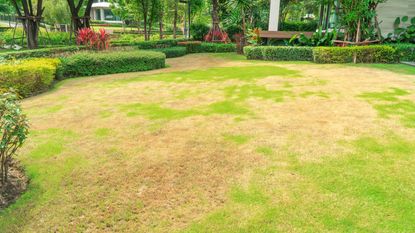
[
  {"left": 223, "top": 134, "right": 251, "bottom": 145},
  {"left": 108, "top": 66, "right": 300, "bottom": 85},
  {"left": 0, "top": 128, "right": 85, "bottom": 232},
  {"left": 2, "top": 54, "right": 415, "bottom": 232},
  {"left": 351, "top": 63, "right": 415, "bottom": 75},
  {"left": 359, "top": 88, "right": 415, "bottom": 128},
  {"left": 183, "top": 135, "right": 415, "bottom": 233}
]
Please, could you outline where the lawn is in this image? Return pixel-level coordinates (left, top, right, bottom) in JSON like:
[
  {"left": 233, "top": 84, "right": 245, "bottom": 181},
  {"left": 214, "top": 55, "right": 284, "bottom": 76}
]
[{"left": 1, "top": 53, "right": 415, "bottom": 232}]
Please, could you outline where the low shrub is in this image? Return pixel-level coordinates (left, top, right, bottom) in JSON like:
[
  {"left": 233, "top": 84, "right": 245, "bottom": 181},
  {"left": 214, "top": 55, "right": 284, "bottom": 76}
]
[
  {"left": 77, "top": 28, "right": 110, "bottom": 50},
  {"left": 244, "top": 46, "right": 313, "bottom": 61},
  {"left": 58, "top": 50, "right": 165, "bottom": 78},
  {"left": 313, "top": 46, "right": 398, "bottom": 63},
  {"left": 0, "top": 46, "right": 82, "bottom": 60},
  {"left": 198, "top": 43, "right": 236, "bottom": 53},
  {"left": 243, "top": 46, "right": 263, "bottom": 60},
  {"left": 280, "top": 21, "right": 318, "bottom": 32},
  {"left": 152, "top": 47, "right": 187, "bottom": 58},
  {"left": 190, "top": 23, "right": 210, "bottom": 41},
  {"left": 388, "top": 43, "right": 415, "bottom": 61},
  {"left": 112, "top": 38, "right": 187, "bottom": 49},
  {"left": 178, "top": 42, "right": 236, "bottom": 53},
  {"left": 178, "top": 41, "right": 202, "bottom": 53},
  {"left": 0, "top": 59, "right": 59, "bottom": 97}
]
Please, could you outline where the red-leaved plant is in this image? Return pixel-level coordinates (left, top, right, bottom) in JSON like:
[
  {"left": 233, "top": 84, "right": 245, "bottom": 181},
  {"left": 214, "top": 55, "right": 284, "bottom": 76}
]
[
  {"left": 77, "top": 28, "right": 110, "bottom": 50},
  {"left": 204, "top": 29, "right": 229, "bottom": 43}
]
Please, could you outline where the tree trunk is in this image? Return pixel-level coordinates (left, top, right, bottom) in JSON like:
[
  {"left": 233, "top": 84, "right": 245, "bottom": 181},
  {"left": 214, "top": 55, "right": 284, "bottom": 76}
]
[
  {"left": 25, "top": 19, "right": 39, "bottom": 49},
  {"left": 211, "top": 0, "right": 220, "bottom": 31},
  {"left": 143, "top": 13, "right": 148, "bottom": 40},
  {"left": 159, "top": 8, "right": 163, "bottom": 40},
  {"left": 173, "top": 0, "right": 178, "bottom": 39}
]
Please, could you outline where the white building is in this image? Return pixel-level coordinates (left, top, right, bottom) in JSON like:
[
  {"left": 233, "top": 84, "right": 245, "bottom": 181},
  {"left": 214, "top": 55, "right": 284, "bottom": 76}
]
[{"left": 91, "top": 0, "right": 122, "bottom": 23}]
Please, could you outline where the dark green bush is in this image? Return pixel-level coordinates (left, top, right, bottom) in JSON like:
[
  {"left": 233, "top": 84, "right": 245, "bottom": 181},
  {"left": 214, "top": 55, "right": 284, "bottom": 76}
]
[
  {"left": 112, "top": 38, "right": 187, "bottom": 49},
  {"left": 388, "top": 43, "right": 415, "bottom": 61},
  {"left": 0, "top": 46, "right": 82, "bottom": 60},
  {"left": 244, "top": 46, "right": 313, "bottom": 61},
  {"left": 152, "top": 47, "right": 187, "bottom": 58},
  {"left": 198, "top": 43, "right": 236, "bottom": 53},
  {"left": 0, "top": 59, "right": 59, "bottom": 97},
  {"left": 243, "top": 46, "right": 263, "bottom": 60},
  {"left": 59, "top": 50, "right": 165, "bottom": 78},
  {"left": 313, "top": 46, "right": 398, "bottom": 63},
  {"left": 190, "top": 23, "right": 210, "bottom": 41},
  {"left": 280, "top": 21, "right": 318, "bottom": 31},
  {"left": 179, "top": 42, "right": 236, "bottom": 53}
]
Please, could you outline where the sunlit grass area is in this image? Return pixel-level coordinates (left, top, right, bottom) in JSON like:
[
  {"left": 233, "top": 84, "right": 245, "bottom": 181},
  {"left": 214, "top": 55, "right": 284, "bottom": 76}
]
[{"left": 1, "top": 54, "right": 415, "bottom": 232}]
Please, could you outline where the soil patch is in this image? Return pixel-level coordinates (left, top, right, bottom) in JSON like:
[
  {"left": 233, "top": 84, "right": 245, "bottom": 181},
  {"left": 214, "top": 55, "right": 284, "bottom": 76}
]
[{"left": 0, "top": 160, "right": 28, "bottom": 209}]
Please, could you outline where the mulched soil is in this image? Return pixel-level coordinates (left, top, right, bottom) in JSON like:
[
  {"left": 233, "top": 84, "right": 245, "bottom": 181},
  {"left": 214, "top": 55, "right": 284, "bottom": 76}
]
[{"left": 0, "top": 161, "right": 28, "bottom": 210}]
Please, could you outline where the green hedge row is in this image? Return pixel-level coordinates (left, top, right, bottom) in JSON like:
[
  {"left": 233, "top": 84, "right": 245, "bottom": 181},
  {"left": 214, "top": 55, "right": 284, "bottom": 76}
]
[
  {"left": 112, "top": 38, "right": 187, "bottom": 49},
  {"left": 152, "top": 47, "right": 187, "bottom": 58},
  {"left": 0, "top": 46, "right": 82, "bottom": 60},
  {"left": 388, "top": 43, "right": 415, "bottom": 62},
  {"left": 179, "top": 42, "right": 236, "bottom": 54},
  {"left": 244, "top": 45, "right": 402, "bottom": 63},
  {"left": 58, "top": 50, "right": 166, "bottom": 78},
  {"left": 244, "top": 46, "right": 313, "bottom": 61},
  {"left": 313, "top": 46, "right": 397, "bottom": 63},
  {"left": 0, "top": 59, "right": 60, "bottom": 97}
]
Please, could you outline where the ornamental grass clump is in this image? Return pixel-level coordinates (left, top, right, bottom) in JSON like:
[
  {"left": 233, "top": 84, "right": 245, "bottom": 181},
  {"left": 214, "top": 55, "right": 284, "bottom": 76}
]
[{"left": 0, "top": 92, "right": 29, "bottom": 184}]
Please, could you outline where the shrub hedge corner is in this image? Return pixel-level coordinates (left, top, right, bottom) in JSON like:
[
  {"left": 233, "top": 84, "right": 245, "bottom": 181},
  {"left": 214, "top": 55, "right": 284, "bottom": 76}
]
[
  {"left": 58, "top": 50, "right": 165, "bottom": 78},
  {"left": 0, "top": 58, "right": 60, "bottom": 97}
]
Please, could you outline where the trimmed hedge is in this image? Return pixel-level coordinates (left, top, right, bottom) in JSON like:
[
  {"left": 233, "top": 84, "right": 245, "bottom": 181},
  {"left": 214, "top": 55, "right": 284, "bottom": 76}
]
[
  {"left": 179, "top": 42, "right": 236, "bottom": 53},
  {"left": 0, "top": 59, "right": 60, "bottom": 97},
  {"left": 0, "top": 46, "right": 82, "bottom": 60},
  {"left": 388, "top": 43, "right": 415, "bottom": 62},
  {"left": 58, "top": 50, "right": 165, "bottom": 78},
  {"left": 245, "top": 45, "right": 399, "bottom": 63},
  {"left": 152, "top": 47, "right": 187, "bottom": 58},
  {"left": 244, "top": 46, "right": 313, "bottom": 61},
  {"left": 313, "top": 46, "right": 398, "bottom": 63},
  {"left": 112, "top": 38, "right": 187, "bottom": 49}
]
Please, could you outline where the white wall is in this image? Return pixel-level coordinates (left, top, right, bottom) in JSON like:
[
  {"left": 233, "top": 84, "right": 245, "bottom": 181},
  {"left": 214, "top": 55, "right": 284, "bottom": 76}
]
[
  {"left": 268, "top": 0, "right": 281, "bottom": 31},
  {"left": 377, "top": 0, "right": 415, "bottom": 36}
]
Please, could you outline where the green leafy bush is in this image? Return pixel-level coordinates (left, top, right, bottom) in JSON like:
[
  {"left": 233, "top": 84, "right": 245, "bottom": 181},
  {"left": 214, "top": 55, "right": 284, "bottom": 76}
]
[
  {"left": 112, "top": 38, "right": 187, "bottom": 49},
  {"left": 0, "top": 91, "right": 29, "bottom": 184},
  {"left": 244, "top": 46, "right": 313, "bottom": 61},
  {"left": 197, "top": 43, "right": 236, "bottom": 53},
  {"left": 59, "top": 50, "right": 165, "bottom": 78},
  {"left": 0, "top": 59, "right": 60, "bottom": 97},
  {"left": 0, "top": 46, "right": 82, "bottom": 60},
  {"left": 280, "top": 21, "right": 318, "bottom": 31},
  {"left": 387, "top": 16, "right": 415, "bottom": 43},
  {"left": 288, "top": 27, "right": 337, "bottom": 46},
  {"left": 179, "top": 42, "right": 236, "bottom": 53},
  {"left": 152, "top": 47, "right": 187, "bottom": 58},
  {"left": 190, "top": 23, "right": 210, "bottom": 41},
  {"left": 313, "top": 46, "right": 398, "bottom": 63},
  {"left": 388, "top": 43, "right": 415, "bottom": 61},
  {"left": 243, "top": 46, "right": 263, "bottom": 60}
]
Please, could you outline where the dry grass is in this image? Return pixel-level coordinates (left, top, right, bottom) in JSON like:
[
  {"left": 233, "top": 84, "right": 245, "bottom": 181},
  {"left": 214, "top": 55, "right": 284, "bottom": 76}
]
[{"left": 1, "top": 53, "right": 415, "bottom": 232}]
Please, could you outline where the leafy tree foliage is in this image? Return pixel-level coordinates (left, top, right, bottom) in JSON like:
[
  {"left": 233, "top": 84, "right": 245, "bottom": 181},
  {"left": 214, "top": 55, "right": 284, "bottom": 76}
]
[{"left": 0, "top": 92, "right": 29, "bottom": 184}]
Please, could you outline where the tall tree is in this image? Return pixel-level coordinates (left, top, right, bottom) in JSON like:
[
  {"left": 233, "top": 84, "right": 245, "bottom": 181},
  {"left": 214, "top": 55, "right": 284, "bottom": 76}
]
[
  {"left": 66, "top": 0, "right": 93, "bottom": 32},
  {"left": 10, "top": 0, "right": 44, "bottom": 49},
  {"left": 173, "top": 0, "right": 178, "bottom": 38}
]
